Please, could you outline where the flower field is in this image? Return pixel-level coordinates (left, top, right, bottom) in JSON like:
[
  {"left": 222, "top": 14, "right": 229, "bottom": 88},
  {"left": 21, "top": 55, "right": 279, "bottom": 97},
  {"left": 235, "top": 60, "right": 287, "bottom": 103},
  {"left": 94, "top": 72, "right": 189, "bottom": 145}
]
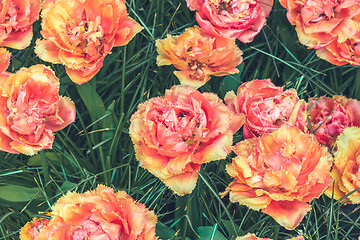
[{"left": 1, "top": 0, "right": 360, "bottom": 239}]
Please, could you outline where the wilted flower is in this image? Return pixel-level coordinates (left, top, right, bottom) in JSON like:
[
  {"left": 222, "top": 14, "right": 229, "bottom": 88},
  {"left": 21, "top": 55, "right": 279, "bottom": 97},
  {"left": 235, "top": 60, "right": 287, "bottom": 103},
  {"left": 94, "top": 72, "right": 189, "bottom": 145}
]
[
  {"left": 225, "top": 79, "right": 307, "bottom": 138},
  {"left": 156, "top": 26, "right": 243, "bottom": 89},
  {"left": 186, "top": 0, "right": 273, "bottom": 43},
  {"left": 129, "top": 85, "right": 245, "bottom": 195},
  {"left": 236, "top": 233, "right": 304, "bottom": 240},
  {"left": 19, "top": 216, "right": 51, "bottom": 240},
  {"left": 325, "top": 127, "right": 360, "bottom": 204},
  {"left": 19, "top": 185, "right": 157, "bottom": 239},
  {"left": 0, "top": 64, "right": 76, "bottom": 155},
  {"left": 222, "top": 126, "right": 333, "bottom": 230},
  {"left": 35, "top": 0, "right": 143, "bottom": 84},
  {"left": 279, "top": 0, "right": 360, "bottom": 49},
  {"left": 307, "top": 96, "right": 360, "bottom": 149},
  {"left": 0, "top": 0, "right": 41, "bottom": 49}
]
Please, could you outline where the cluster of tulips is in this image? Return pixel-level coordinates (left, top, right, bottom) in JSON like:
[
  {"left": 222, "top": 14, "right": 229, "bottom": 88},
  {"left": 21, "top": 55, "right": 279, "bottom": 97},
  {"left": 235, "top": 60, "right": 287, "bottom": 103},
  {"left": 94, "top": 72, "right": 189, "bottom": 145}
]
[{"left": 1, "top": 0, "right": 359, "bottom": 239}]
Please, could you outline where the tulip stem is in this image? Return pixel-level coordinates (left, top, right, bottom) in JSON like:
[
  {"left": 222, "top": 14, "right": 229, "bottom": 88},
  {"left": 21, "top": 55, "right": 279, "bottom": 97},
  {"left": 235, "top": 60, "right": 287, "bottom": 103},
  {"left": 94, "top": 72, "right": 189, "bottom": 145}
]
[
  {"left": 273, "top": 224, "right": 280, "bottom": 240},
  {"left": 120, "top": 46, "right": 126, "bottom": 115},
  {"left": 40, "top": 151, "right": 52, "bottom": 198},
  {"left": 175, "top": 194, "right": 198, "bottom": 239},
  {"left": 198, "top": 172, "right": 239, "bottom": 236}
]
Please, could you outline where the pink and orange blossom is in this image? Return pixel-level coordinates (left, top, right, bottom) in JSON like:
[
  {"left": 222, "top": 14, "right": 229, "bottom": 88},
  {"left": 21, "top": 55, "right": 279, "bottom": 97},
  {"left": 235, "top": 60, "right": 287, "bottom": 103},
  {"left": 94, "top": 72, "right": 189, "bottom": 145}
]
[
  {"left": 156, "top": 26, "right": 243, "bottom": 89},
  {"left": 325, "top": 127, "right": 360, "bottom": 204},
  {"left": 222, "top": 126, "right": 333, "bottom": 230},
  {"left": 225, "top": 79, "right": 307, "bottom": 138},
  {"left": 0, "top": 48, "right": 11, "bottom": 72},
  {"left": 279, "top": 0, "right": 360, "bottom": 66},
  {"left": 19, "top": 216, "right": 51, "bottom": 240},
  {"left": 186, "top": 0, "right": 273, "bottom": 43},
  {"left": 35, "top": 0, "right": 143, "bottom": 84},
  {"left": 307, "top": 96, "right": 360, "bottom": 149},
  {"left": 129, "top": 85, "right": 245, "bottom": 195},
  {"left": 0, "top": 64, "right": 76, "bottom": 155},
  {"left": 19, "top": 185, "right": 157, "bottom": 240},
  {"left": 0, "top": 0, "right": 41, "bottom": 49}
]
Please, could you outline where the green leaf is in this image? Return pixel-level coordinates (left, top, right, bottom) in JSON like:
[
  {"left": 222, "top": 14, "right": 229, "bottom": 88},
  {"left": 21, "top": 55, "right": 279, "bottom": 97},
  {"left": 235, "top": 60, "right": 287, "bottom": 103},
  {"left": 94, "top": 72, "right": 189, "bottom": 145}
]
[
  {"left": 0, "top": 185, "right": 43, "bottom": 202},
  {"left": 156, "top": 221, "right": 177, "bottom": 240},
  {"left": 219, "top": 63, "right": 244, "bottom": 98},
  {"left": 55, "top": 181, "right": 77, "bottom": 196},
  {"left": 222, "top": 219, "right": 237, "bottom": 238},
  {"left": 27, "top": 152, "right": 64, "bottom": 167},
  {"left": 197, "top": 226, "right": 227, "bottom": 240},
  {"left": 76, "top": 82, "right": 106, "bottom": 124}
]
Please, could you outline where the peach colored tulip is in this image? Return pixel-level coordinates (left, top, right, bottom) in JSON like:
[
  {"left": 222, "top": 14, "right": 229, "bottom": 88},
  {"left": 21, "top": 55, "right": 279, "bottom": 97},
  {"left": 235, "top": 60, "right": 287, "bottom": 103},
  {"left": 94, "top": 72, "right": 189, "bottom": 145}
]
[
  {"left": 129, "top": 85, "right": 245, "bottom": 195},
  {"left": 222, "top": 126, "right": 333, "bottom": 230},
  {"left": 279, "top": 0, "right": 360, "bottom": 49},
  {"left": 236, "top": 233, "right": 272, "bottom": 240},
  {"left": 0, "top": 0, "right": 41, "bottom": 49},
  {"left": 307, "top": 96, "right": 360, "bottom": 149},
  {"left": 316, "top": 35, "right": 360, "bottom": 66},
  {"left": 0, "top": 65, "right": 76, "bottom": 155},
  {"left": 325, "top": 127, "right": 360, "bottom": 204},
  {"left": 19, "top": 216, "right": 50, "bottom": 240},
  {"left": 35, "top": 0, "right": 143, "bottom": 84},
  {"left": 19, "top": 185, "right": 157, "bottom": 240},
  {"left": 0, "top": 48, "right": 11, "bottom": 72},
  {"left": 186, "top": 0, "right": 273, "bottom": 43},
  {"left": 156, "top": 26, "right": 243, "bottom": 89},
  {"left": 225, "top": 79, "right": 307, "bottom": 138}
]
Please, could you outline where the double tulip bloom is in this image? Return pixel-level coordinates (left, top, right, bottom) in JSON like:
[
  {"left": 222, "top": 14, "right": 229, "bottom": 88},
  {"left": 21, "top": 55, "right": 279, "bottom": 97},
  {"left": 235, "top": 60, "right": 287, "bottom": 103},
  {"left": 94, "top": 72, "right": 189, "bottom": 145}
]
[
  {"left": 156, "top": 26, "right": 243, "bottom": 89},
  {"left": 222, "top": 126, "right": 333, "bottom": 230},
  {"left": 0, "top": 65, "right": 76, "bottom": 155},
  {"left": 307, "top": 96, "right": 360, "bottom": 149},
  {"left": 0, "top": 0, "right": 41, "bottom": 49},
  {"left": 225, "top": 79, "right": 307, "bottom": 138},
  {"left": 186, "top": 0, "right": 273, "bottom": 43},
  {"left": 130, "top": 85, "right": 244, "bottom": 195},
  {"left": 35, "top": 0, "right": 143, "bottom": 84},
  {"left": 20, "top": 185, "right": 157, "bottom": 240},
  {"left": 326, "top": 127, "right": 360, "bottom": 204},
  {"left": 279, "top": 0, "right": 360, "bottom": 66}
]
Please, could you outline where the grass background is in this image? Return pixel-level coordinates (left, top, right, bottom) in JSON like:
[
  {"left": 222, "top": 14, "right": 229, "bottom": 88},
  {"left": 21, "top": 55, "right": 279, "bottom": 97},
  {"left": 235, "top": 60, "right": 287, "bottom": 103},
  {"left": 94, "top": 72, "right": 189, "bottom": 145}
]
[{"left": 1, "top": 0, "right": 360, "bottom": 239}]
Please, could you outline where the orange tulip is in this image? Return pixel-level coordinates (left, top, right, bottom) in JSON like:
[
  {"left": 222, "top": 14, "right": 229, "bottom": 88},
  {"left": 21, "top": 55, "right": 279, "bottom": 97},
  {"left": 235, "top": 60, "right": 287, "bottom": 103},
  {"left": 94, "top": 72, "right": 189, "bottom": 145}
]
[
  {"left": 222, "top": 126, "right": 333, "bottom": 230},
  {"left": 129, "top": 85, "right": 245, "bottom": 195},
  {"left": 35, "top": 0, "right": 143, "bottom": 84},
  {"left": 325, "top": 127, "right": 360, "bottom": 204},
  {"left": 307, "top": 96, "right": 360, "bottom": 149},
  {"left": 279, "top": 0, "right": 360, "bottom": 49},
  {"left": 19, "top": 185, "right": 157, "bottom": 240},
  {"left": 19, "top": 216, "right": 51, "bottom": 240},
  {"left": 235, "top": 233, "right": 272, "bottom": 240},
  {"left": 186, "top": 0, "right": 273, "bottom": 43},
  {"left": 0, "top": 0, "right": 41, "bottom": 49},
  {"left": 0, "top": 65, "right": 76, "bottom": 155},
  {"left": 225, "top": 79, "right": 307, "bottom": 138},
  {"left": 0, "top": 48, "right": 11, "bottom": 72},
  {"left": 156, "top": 26, "right": 243, "bottom": 89},
  {"left": 316, "top": 35, "right": 360, "bottom": 66}
]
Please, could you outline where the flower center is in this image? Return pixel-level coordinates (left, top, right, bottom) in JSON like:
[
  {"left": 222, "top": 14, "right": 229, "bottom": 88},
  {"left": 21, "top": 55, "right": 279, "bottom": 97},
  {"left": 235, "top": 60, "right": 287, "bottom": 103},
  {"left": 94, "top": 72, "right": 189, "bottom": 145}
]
[
  {"left": 303, "top": 0, "right": 340, "bottom": 23},
  {"left": 66, "top": 10, "right": 105, "bottom": 56},
  {"left": 72, "top": 219, "right": 111, "bottom": 240}
]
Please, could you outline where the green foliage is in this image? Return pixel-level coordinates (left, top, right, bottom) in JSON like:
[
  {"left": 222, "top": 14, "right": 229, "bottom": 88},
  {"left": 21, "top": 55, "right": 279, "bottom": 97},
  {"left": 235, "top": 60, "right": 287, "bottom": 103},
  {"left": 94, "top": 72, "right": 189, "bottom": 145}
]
[{"left": 1, "top": 0, "right": 360, "bottom": 240}]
